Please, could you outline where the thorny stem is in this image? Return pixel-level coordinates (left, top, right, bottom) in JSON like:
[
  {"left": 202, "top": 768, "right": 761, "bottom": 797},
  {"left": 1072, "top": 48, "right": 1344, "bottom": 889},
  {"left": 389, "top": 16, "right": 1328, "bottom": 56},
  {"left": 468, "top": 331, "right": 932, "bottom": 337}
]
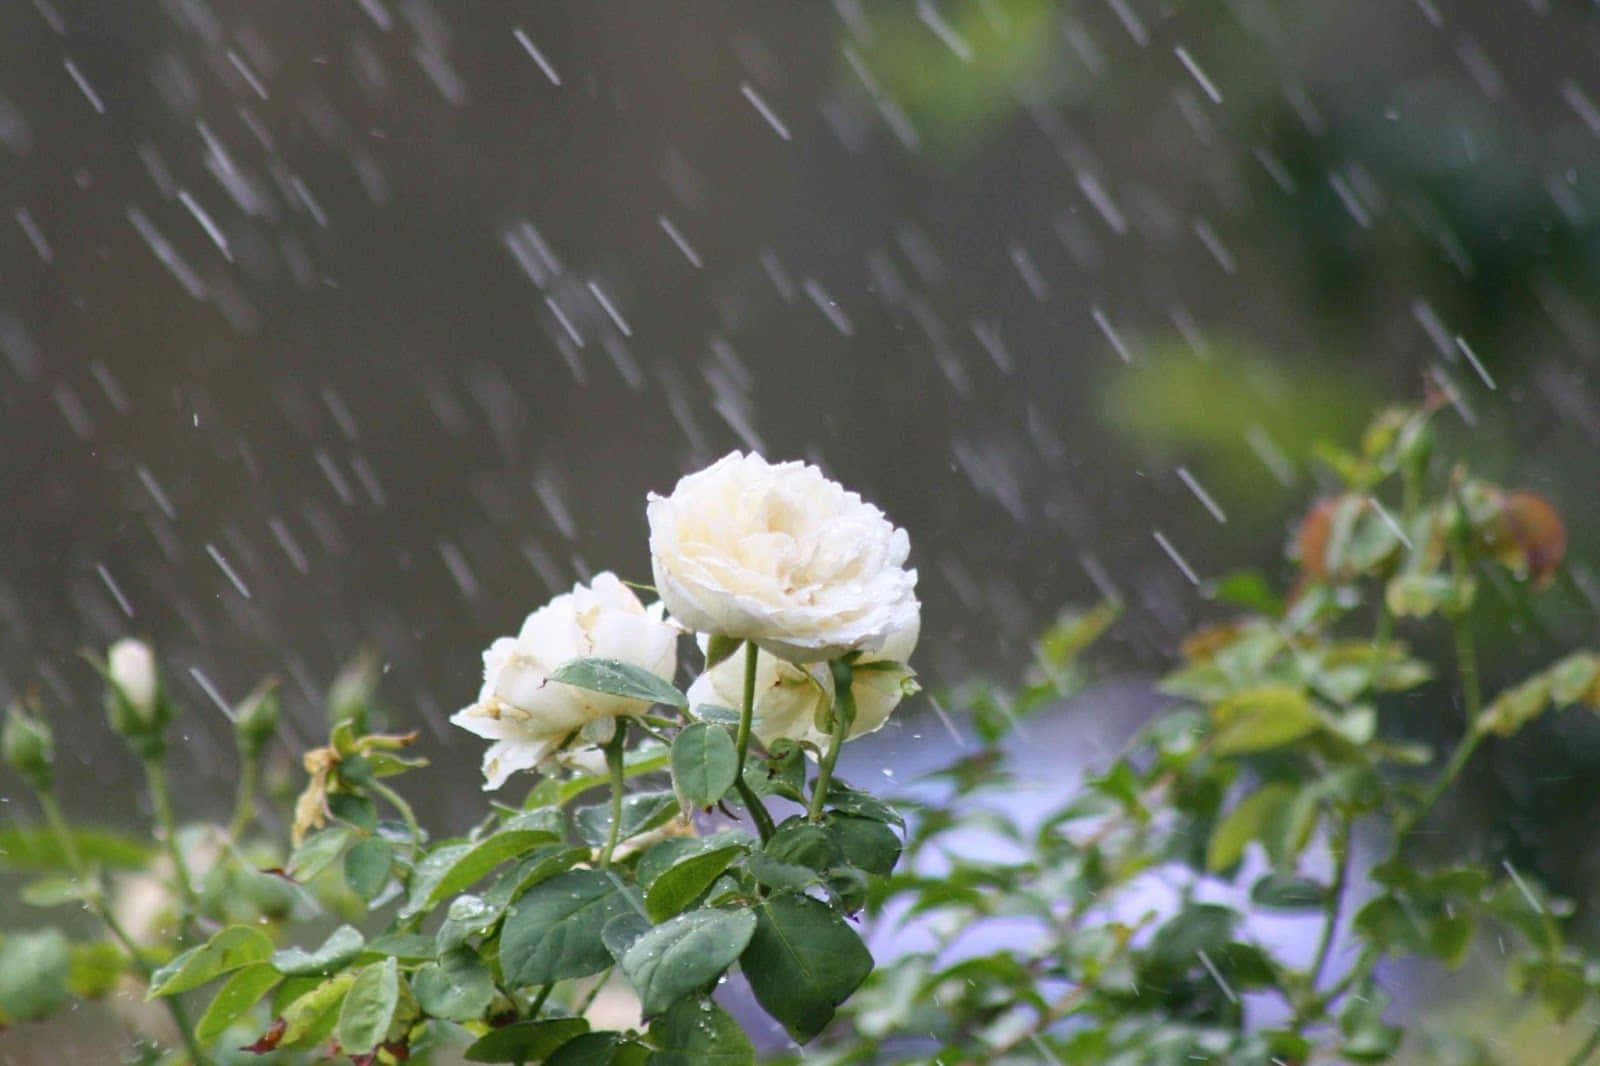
[
  {"left": 732, "top": 641, "right": 775, "bottom": 843},
  {"left": 598, "top": 724, "right": 628, "bottom": 869},
  {"left": 808, "top": 658, "right": 856, "bottom": 822},
  {"left": 40, "top": 791, "right": 210, "bottom": 1066}
]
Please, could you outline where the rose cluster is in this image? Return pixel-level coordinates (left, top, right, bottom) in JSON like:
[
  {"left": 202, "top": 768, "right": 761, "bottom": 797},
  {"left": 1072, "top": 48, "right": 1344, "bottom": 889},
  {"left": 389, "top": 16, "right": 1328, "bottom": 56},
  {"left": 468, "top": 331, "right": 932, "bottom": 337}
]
[{"left": 452, "top": 452, "right": 921, "bottom": 789}]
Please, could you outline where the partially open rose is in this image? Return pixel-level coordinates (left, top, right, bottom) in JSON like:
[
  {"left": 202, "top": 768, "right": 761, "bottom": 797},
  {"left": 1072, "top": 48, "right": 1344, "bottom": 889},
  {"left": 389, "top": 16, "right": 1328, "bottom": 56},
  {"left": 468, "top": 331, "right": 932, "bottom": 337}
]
[{"left": 451, "top": 573, "right": 678, "bottom": 789}]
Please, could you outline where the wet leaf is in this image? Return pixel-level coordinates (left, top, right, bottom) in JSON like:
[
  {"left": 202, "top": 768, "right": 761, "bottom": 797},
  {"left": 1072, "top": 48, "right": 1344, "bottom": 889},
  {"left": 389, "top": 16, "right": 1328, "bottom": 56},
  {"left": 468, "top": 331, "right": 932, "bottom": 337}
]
[
  {"left": 550, "top": 658, "right": 686, "bottom": 709},
  {"left": 621, "top": 907, "right": 756, "bottom": 1017}
]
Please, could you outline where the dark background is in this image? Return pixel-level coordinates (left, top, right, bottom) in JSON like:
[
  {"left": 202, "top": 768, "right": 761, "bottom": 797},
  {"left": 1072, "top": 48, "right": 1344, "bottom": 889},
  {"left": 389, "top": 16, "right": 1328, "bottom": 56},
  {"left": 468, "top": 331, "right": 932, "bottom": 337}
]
[{"left": 2, "top": 0, "right": 1599, "bottom": 875}]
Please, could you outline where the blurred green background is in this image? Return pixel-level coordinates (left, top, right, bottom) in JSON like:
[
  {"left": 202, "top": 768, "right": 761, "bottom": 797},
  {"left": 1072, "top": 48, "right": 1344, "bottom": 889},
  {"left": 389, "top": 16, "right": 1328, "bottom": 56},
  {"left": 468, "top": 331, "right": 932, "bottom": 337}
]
[{"left": 2, "top": 0, "right": 1600, "bottom": 1060}]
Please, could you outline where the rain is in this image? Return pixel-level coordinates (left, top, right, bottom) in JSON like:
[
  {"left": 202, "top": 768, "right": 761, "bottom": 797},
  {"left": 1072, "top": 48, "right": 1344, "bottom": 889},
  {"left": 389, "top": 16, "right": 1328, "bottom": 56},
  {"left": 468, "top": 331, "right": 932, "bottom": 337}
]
[{"left": 3, "top": 0, "right": 1600, "bottom": 1061}]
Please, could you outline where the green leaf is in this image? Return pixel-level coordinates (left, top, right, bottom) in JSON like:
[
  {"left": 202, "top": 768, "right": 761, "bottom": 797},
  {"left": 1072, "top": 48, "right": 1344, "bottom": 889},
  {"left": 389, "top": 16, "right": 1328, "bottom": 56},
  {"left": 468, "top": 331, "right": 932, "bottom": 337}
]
[
  {"left": 764, "top": 819, "right": 842, "bottom": 874},
  {"left": 576, "top": 791, "right": 679, "bottom": 847},
  {"left": 549, "top": 1032, "right": 651, "bottom": 1066},
  {"left": 1340, "top": 984, "right": 1402, "bottom": 1061},
  {"left": 1549, "top": 653, "right": 1600, "bottom": 704},
  {"left": 413, "top": 947, "right": 495, "bottom": 1022},
  {"left": 820, "top": 781, "right": 905, "bottom": 828},
  {"left": 465, "top": 1018, "right": 591, "bottom": 1063},
  {"left": 745, "top": 852, "right": 820, "bottom": 892},
  {"left": 364, "top": 933, "right": 437, "bottom": 962},
  {"left": 549, "top": 658, "right": 687, "bottom": 709},
  {"left": 195, "top": 963, "right": 282, "bottom": 1044},
  {"left": 271, "top": 924, "right": 365, "bottom": 976},
  {"left": 1207, "top": 784, "right": 1296, "bottom": 872},
  {"left": 1205, "top": 569, "right": 1284, "bottom": 616},
  {"left": 739, "top": 892, "right": 874, "bottom": 1043},
  {"left": 344, "top": 836, "right": 394, "bottom": 901},
  {"left": 149, "top": 925, "right": 275, "bottom": 997},
  {"left": 644, "top": 844, "right": 748, "bottom": 922},
  {"left": 67, "top": 941, "right": 126, "bottom": 998},
  {"left": 671, "top": 723, "right": 738, "bottom": 808},
  {"left": 288, "top": 826, "right": 353, "bottom": 881},
  {"left": 621, "top": 908, "right": 757, "bottom": 1017},
  {"left": 20, "top": 876, "right": 90, "bottom": 908},
  {"left": 500, "top": 869, "right": 637, "bottom": 987},
  {"left": 703, "top": 635, "right": 743, "bottom": 671},
  {"left": 825, "top": 813, "right": 902, "bottom": 876},
  {"left": 405, "top": 828, "right": 559, "bottom": 917},
  {"left": 1386, "top": 572, "right": 1467, "bottom": 619},
  {"left": 602, "top": 912, "right": 655, "bottom": 960},
  {"left": 400, "top": 842, "right": 471, "bottom": 917},
  {"left": 0, "top": 825, "right": 155, "bottom": 872},
  {"left": 0, "top": 928, "right": 71, "bottom": 1021},
  {"left": 1211, "top": 686, "right": 1321, "bottom": 755},
  {"left": 646, "top": 997, "right": 755, "bottom": 1066},
  {"left": 328, "top": 791, "right": 377, "bottom": 831},
  {"left": 278, "top": 971, "right": 355, "bottom": 1049},
  {"left": 1250, "top": 873, "right": 1328, "bottom": 911},
  {"left": 336, "top": 957, "right": 400, "bottom": 1056}
]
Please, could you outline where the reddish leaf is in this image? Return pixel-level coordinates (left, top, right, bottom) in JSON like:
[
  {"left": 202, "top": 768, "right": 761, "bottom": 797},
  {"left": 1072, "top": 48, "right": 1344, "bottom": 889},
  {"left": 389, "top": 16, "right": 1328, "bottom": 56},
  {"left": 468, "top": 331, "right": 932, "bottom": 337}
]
[{"left": 242, "top": 1017, "right": 286, "bottom": 1053}]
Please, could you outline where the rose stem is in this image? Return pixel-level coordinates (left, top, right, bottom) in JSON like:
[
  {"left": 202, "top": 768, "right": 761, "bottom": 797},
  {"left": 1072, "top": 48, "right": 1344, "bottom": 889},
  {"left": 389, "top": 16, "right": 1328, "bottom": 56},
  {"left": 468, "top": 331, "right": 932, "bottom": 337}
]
[
  {"left": 39, "top": 789, "right": 210, "bottom": 1065},
  {"left": 807, "top": 658, "right": 855, "bottom": 822},
  {"left": 142, "top": 756, "right": 200, "bottom": 919},
  {"left": 598, "top": 722, "right": 628, "bottom": 868},
  {"left": 732, "top": 641, "right": 776, "bottom": 843}
]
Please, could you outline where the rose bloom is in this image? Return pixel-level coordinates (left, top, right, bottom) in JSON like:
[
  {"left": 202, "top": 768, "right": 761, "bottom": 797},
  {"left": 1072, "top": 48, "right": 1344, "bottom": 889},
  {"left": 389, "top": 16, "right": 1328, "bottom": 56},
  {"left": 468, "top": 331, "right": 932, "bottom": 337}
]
[
  {"left": 686, "top": 619, "right": 919, "bottom": 750},
  {"left": 647, "top": 452, "right": 920, "bottom": 663},
  {"left": 108, "top": 638, "right": 159, "bottom": 719},
  {"left": 452, "top": 573, "right": 678, "bottom": 790}
]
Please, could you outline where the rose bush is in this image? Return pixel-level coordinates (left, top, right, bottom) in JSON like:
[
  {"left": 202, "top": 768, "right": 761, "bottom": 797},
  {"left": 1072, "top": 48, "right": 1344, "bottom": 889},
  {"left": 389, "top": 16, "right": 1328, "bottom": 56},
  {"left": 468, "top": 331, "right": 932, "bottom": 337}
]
[
  {"left": 14, "top": 409, "right": 1600, "bottom": 1065},
  {"left": 451, "top": 571, "right": 678, "bottom": 789},
  {"left": 647, "top": 451, "right": 920, "bottom": 663}
]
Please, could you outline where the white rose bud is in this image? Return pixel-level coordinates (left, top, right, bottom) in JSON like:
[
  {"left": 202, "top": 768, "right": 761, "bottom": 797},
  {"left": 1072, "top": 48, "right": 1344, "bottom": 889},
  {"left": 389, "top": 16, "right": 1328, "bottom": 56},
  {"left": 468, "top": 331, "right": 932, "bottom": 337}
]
[
  {"left": 647, "top": 452, "right": 920, "bottom": 664},
  {"left": 107, "top": 638, "right": 161, "bottom": 724},
  {"left": 109, "top": 639, "right": 159, "bottom": 713},
  {"left": 686, "top": 618, "right": 920, "bottom": 751},
  {"left": 452, "top": 572, "right": 678, "bottom": 790}
]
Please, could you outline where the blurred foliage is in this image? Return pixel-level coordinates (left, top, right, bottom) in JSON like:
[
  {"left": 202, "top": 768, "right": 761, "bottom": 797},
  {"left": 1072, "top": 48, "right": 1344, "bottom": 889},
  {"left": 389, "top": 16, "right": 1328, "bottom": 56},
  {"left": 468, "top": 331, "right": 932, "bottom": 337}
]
[
  {"left": 835, "top": 0, "right": 1072, "bottom": 160},
  {"left": 793, "top": 403, "right": 1600, "bottom": 1063},
  {"left": 1098, "top": 335, "right": 1377, "bottom": 501}
]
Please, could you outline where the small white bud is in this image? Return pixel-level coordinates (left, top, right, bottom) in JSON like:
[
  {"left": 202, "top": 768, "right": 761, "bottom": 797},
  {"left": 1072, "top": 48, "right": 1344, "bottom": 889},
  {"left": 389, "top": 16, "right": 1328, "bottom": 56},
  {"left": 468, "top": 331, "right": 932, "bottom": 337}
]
[{"left": 108, "top": 639, "right": 159, "bottom": 719}]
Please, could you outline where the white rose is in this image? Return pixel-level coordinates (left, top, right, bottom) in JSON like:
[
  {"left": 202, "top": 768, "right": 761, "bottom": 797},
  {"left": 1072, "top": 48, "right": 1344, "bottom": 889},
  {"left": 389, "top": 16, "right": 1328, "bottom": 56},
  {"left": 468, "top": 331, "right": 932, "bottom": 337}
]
[
  {"left": 685, "top": 618, "right": 919, "bottom": 750},
  {"left": 647, "top": 452, "right": 920, "bottom": 663},
  {"left": 108, "top": 638, "right": 159, "bottom": 719},
  {"left": 452, "top": 572, "right": 678, "bottom": 790}
]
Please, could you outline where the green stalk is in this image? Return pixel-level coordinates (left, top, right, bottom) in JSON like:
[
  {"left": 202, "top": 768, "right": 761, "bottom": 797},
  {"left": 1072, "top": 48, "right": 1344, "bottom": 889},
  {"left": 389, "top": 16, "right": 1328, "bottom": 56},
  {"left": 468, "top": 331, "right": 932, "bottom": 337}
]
[
  {"left": 225, "top": 750, "right": 259, "bottom": 844},
  {"left": 368, "top": 779, "right": 423, "bottom": 846},
  {"left": 1305, "top": 814, "right": 1353, "bottom": 1009},
  {"left": 40, "top": 792, "right": 210, "bottom": 1066},
  {"left": 575, "top": 967, "right": 614, "bottom": 1016},
  {"left": 1567, "top": 1019, "right": 1600, "bottom": 1066},
  {"left": 598, "top": 724, "right": 628, "bottom": 869},
  {"left": 142, "top": 758, "right": 199, "bottom": 915},
  {"left": 807, "top": 658, "right": 856, "bottom": 822},
  {"left": 1451, "top": 588, "right": 1482, "bottom": 729},
  {"left": 731, "top": 641, "right": 775, "bottom": 843},
  {"left": 1393, "top": 593, "right": 1487, "bottom": 848}
]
